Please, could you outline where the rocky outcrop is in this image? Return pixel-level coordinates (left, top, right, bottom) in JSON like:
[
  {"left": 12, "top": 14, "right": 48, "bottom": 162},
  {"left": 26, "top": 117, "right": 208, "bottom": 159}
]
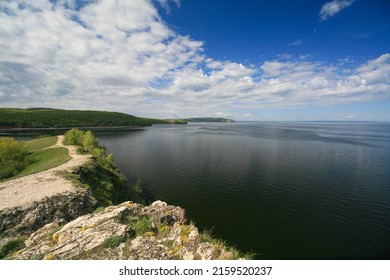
[
  {"left": 11, "top": 201, "right": 239, "bottom": 260},
  {"left": 0, "top": 189, "right": 97, "bottom": 246}
]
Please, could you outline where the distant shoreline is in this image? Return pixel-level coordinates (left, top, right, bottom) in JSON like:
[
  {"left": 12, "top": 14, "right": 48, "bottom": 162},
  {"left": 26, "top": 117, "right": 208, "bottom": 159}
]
[{"left": 0, "top": 126, "right": 147, "bottom": 131}]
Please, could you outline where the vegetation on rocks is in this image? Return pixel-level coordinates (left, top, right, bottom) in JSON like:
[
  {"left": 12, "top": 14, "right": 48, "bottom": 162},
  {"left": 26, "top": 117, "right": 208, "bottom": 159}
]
[
  {"left": 63, "top": 128, "right": 142, "bottom": 206},
  {"left": 9, "top": 201, "right": 249, "bottom": 260},
  {"left": 0, "top": 237, "right": 26, "bottom": 259}
]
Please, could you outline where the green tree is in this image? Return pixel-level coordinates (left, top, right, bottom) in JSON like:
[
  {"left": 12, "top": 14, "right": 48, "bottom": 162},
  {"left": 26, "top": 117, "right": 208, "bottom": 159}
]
[
  {"left": 82, "top": 131, "right": 98, "bottom": 152},
  {"left": 64, "top": 128, "right": 84, "bottom": 145},
  {"left": 0, "top": 137, "right": 28, "bottom": 179}
]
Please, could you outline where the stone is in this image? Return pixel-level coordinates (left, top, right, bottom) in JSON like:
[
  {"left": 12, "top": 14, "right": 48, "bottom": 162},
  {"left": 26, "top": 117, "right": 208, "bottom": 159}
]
[
  {"left": 10, "top": 201, "right": 243, "bottom": 260},
  {"left": 0, "top": 189, "right": 97, "bottom": 240}
]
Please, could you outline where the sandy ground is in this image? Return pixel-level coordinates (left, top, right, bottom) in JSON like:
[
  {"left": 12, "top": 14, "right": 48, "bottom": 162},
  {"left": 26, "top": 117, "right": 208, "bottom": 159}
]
[{"left": 0, "top": 136, "right": 91, "bottom": 211}]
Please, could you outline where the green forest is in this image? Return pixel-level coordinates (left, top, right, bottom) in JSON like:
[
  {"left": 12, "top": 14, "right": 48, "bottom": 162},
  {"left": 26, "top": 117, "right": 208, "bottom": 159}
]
[
  {"left": 185, "top": 117, "right": 235, "bottom": 123},
  {"left": 0, "top": 108, "right": 175, "bottom": 128}
]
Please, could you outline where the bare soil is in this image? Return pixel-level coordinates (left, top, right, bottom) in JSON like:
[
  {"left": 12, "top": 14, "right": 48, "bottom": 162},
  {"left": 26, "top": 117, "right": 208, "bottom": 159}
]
[{"left": 0, "top": 136, "right": 91, "bottom": 211}]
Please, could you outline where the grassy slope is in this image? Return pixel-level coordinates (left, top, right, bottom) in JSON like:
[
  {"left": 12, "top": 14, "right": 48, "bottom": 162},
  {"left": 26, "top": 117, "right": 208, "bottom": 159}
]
[
  {"left": 14, "top": 147, "right": 71, "bottom": 179},
  {"left": 24, "top": 136, "right": 57, "bottom": 152},
  {"left": 5, "top": 137, "right": 71, "bottom": 180}
]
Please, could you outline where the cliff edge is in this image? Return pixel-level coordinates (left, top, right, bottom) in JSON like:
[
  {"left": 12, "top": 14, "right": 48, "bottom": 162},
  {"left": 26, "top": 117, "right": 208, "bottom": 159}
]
[
  {"left": 0, "top": 133, "right": 246, "bottom": 260},
  {"left": 12, "top": 200, "right": 239, "bottom": 260}
]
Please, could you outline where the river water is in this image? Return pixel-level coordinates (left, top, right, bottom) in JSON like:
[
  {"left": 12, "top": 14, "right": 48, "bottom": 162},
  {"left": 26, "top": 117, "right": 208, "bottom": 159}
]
[{"left": 4, "top": 122, "right": 390, "bottom": 259}]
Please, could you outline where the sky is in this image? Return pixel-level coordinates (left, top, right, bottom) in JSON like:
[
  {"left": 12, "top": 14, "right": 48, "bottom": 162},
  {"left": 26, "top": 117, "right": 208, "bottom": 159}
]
[{"left": 0, "top": 0, "right": 389, "bottom": 121}]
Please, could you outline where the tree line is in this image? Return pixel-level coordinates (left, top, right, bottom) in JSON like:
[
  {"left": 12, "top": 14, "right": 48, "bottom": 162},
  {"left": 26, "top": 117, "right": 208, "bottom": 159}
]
[{"left": 0, "top": 108, "right": 170, "bottom": 128}]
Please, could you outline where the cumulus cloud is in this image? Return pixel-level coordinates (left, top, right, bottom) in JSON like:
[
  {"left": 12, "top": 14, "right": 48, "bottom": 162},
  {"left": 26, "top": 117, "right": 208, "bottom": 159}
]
[
  {"left": 0, "top": 0, "right": 389, "bottom": 119},
  {"left": 319, "top": 0, "right": 355, "bottom": 21}
]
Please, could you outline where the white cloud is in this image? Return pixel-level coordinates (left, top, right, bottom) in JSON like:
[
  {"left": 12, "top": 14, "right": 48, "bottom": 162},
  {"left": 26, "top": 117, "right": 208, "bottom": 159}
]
[
  {"left": 173, "top": 70, "right": 211, "bottom": 92},
  {"left": 345, "top": 114, "right": 358, "bottom": 119},
  {"left": 0, "top": 0, "right": 389, "bottom": 120},
  {"left": 289, "top": 39, "right": 303, "bottom": 46},
  {"left": 319, "top": 0, "right": 355, "bottom": 21},
  {"left": 156, "top": 0, "right": 181, "bottom": 14},
  {"left": 214, "top": 112, "right": 232, "bottom": 118}
]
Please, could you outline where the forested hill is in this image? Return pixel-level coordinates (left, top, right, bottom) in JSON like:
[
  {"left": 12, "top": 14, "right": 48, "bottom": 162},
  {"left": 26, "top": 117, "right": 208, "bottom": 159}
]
[
  {"left": 0, "top": 108, "right": 170, "bottom": 128},
  {"left": 185, "top": 117, "right": 235, "bottom": 123}
]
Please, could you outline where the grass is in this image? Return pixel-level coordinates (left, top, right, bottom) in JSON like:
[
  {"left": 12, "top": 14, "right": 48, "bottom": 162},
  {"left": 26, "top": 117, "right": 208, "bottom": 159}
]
[
  {"left": 132, "top": 217, "right": 153, "bottom": 236},
  {"left": 0, "top": 237, "right": 26, "bottom": 259},
  {"left": 24, "top": 136, "right": 57, "bottom": 152},
  {"left": 102, "top": 236, "right": 127, "bottom": 249},
  {"left": 1, "top": 136, "right": 69, "bottom": 181},
  {"left": 199, "top": 229, "right": 254, "bottom": 260},
  {"left": 13, "top": 147, "right": 71, "bottom": 178}
]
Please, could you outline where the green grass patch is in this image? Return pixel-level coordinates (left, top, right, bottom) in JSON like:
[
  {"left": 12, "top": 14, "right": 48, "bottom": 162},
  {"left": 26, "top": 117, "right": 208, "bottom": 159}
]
[
  {"left": 13, "top": 147, "right": 71, "bottom": 178},
  {"left": 122, "top": 216, "right": 153, "bottom": 236},
  {"left": 24, "top": 136, "right": 57, "bottom": 152},
  {"left": 199, "top": 229, "right": 254, "bottom": 260},
  {"left": 133, "top": 217, "right": 153, "bottom": 236},
  {"left": 0, "top": 237, "right": 26, "bottom": 259},
  {"left": 102, "top": 236, "right": 127, "bottom": 249},
  {"left": 47, "top": 225, "right": 64, "bottom": 241}
]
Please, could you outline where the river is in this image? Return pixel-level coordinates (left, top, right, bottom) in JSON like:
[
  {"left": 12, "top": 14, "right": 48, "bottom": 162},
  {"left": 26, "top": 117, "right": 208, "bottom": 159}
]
[{"left": 4, "top": 121, "right": 390, "bottom": 259}]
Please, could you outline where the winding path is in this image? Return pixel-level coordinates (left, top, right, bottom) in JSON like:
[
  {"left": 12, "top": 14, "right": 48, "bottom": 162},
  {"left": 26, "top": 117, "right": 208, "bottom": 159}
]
[{"left": 0, "top": 136, "right": 91, "bottom": 211}]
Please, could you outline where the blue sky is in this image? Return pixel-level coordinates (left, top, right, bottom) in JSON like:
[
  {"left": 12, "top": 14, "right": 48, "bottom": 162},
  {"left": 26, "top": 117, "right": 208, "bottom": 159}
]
[
  {"left": 0, "top": 0, "right": 389, "bottom": 120},
  {"left": 158, "top": 0, "right": 389, "bottom": 63}
]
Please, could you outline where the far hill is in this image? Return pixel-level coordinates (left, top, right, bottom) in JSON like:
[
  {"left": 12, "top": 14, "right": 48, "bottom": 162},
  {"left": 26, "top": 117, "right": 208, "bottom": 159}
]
[
  {"left": 185, "top": 117, "right": 235, "bottom": 123},
  {"left": 0, "top": 108, "right": 171, "bottom": 128}
]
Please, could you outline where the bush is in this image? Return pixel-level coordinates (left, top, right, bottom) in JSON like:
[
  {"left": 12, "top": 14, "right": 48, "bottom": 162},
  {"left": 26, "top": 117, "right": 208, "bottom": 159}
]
[
  {"left": 63, "top": 128, "right": 142, "bottom": 206},
  {"left": 63, "top": 128, "right": 84, "bottom": 145},
  {"left": 0, "top": 137, "right": 28, "bottom": 180},
  {"left": 64, "top": 128, "right": 100, "bottom": 154},
  {"left": 82, "top": 131, "right": 99, "bottom": 152}
]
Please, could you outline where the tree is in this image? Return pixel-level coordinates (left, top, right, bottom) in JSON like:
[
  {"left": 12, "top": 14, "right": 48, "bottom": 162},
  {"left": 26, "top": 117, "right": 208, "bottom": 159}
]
[
  {"left": 82, "top": 131, "right": 99, "bottom": 152},
  {"left": 64, "top": 128, "right": 84, "bottom": 145},
  {"left": 0, "top": 137, "right": 28, "bottom": 179}
]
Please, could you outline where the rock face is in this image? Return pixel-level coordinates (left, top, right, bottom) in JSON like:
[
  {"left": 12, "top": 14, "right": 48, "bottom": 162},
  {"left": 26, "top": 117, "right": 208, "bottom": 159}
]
[
  {"left": 0, "top": 189, "right": 96, "bottom": 242},
  {"left": 12, "top": 201, "right": 237, "bottom": 260}
]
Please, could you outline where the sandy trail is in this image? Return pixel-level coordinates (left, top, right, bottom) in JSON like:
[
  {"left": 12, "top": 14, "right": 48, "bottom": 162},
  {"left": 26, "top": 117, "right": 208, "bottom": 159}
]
[{"left": 0, "top": 136, "right": 91, "bottom": 211}]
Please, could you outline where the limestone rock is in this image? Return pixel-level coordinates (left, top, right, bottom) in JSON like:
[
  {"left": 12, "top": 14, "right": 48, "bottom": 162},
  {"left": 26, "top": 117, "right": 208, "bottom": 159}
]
[
  {"left": 10, "top": 200, "right": 242, "bottom": 260},
  {"left": 0, "top": 189, "right": 96, "bottom": 242}
]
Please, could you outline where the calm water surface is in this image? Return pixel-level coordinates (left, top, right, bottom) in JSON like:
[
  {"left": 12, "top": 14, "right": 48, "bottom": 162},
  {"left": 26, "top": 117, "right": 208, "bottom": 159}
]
[
  {"left": 5, "top": 122, "right": 390, "bottom": 259},
  {"left": 93, "top": 122, "right": 390, "bottom": 259}
]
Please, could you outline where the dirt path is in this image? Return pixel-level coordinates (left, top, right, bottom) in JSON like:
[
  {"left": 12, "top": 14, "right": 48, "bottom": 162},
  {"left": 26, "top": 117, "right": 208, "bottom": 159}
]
[{"left": 0, "top": 136, "right": 92, "bottom": 211}]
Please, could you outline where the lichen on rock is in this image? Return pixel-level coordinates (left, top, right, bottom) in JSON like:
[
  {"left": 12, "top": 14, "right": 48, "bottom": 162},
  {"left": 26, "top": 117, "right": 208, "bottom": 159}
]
[{"left": 10, "top": 200, "right": 245, "bottom": 260}]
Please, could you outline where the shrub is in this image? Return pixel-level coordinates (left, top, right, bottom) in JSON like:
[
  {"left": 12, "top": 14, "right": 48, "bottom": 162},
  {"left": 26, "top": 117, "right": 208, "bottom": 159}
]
[
  {"left": 63, "top": 128, "right": 84, "bottom": 145},
  {"left": 63, "top": 128, "right": 142, "bottom": 206},
  {"left": 82, "top": 131, "right": 99, "bottom": 152},
  {"left": 0, "top": 137, "right": 28, "bottom": 179}
]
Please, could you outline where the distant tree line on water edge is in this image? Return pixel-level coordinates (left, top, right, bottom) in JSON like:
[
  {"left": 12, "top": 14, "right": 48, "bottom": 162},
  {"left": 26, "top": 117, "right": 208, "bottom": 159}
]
[{"left": 0, "top": 108, "right": 170, "bottom": 128}]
